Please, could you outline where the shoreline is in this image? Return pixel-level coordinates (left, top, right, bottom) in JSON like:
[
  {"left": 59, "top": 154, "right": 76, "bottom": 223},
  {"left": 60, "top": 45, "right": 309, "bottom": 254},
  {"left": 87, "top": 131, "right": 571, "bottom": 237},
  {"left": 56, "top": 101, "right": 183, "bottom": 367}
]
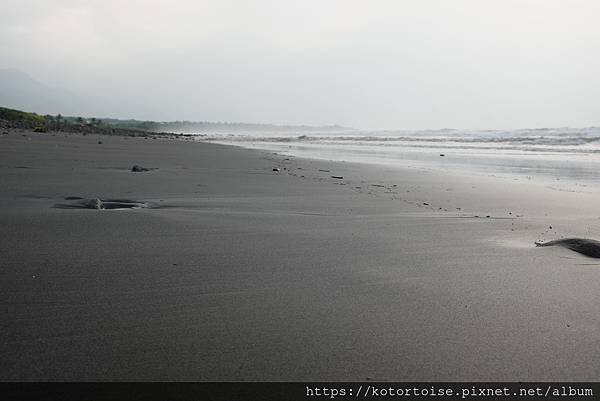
[
  {"left": 210, "top": 138, "right": 600, "bottom": 194},
  {"left": 2, "top": 129, "right": 600, "bottom": 380}
]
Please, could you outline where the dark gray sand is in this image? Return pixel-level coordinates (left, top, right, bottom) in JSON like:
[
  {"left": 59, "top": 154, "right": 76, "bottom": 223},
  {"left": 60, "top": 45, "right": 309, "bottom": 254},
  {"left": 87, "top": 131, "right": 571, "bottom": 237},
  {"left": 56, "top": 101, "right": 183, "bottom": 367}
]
[{"left": 2, "top": 131, "right": 600, "bottom": 381}]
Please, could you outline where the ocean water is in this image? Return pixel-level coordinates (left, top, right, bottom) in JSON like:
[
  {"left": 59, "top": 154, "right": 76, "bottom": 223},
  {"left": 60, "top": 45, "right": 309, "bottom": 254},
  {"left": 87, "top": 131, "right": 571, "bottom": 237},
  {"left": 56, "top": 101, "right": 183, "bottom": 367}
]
[{"left": 202, "top": 127, "right": 600, "bottom": 187}]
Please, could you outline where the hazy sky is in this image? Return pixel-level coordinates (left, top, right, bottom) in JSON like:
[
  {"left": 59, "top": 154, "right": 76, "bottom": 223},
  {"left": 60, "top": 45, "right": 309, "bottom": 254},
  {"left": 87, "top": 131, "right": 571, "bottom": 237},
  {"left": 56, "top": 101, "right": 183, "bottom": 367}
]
[{"left": 1, "top": 0, "right": 600, "bottom": 129}]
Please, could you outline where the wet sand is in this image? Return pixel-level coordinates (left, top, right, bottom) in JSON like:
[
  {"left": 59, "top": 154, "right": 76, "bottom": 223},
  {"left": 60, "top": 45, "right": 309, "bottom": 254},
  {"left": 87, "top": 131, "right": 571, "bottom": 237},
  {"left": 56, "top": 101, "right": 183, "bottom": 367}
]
[{"left": 2, "top": 130, "right": 600, "bottom": 381}]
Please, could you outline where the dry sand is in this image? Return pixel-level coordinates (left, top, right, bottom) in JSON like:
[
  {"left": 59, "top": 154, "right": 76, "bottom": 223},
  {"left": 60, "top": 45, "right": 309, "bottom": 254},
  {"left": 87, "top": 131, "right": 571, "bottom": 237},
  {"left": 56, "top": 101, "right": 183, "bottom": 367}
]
[{"left": 2, "top": 130, "right": 600, "bottom": 381}]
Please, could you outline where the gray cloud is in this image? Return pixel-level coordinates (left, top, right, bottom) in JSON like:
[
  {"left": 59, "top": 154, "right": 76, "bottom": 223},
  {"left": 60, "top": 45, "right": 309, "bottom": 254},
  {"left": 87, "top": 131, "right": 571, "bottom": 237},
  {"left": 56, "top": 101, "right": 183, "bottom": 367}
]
[{"left": 1, "top": 0, "right": 600, "bottom": 129}]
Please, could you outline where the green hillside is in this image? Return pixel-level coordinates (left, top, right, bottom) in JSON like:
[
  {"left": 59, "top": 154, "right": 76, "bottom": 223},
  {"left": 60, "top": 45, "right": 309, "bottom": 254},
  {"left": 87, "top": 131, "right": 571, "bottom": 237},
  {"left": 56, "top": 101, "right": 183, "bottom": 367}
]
[{"left": 0, "top": 106, "right": 47, "bottom": 125}]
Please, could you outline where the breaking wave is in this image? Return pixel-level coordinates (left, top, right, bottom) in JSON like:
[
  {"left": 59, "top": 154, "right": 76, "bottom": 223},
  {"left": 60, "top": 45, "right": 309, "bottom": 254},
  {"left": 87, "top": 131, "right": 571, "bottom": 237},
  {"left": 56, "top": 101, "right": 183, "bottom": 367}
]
[
  {"left": 199, "top": 127, "right": 600, "bottom": 185},
  {"left": 199, "top": 127, "right": 600, "bottom": 154}
]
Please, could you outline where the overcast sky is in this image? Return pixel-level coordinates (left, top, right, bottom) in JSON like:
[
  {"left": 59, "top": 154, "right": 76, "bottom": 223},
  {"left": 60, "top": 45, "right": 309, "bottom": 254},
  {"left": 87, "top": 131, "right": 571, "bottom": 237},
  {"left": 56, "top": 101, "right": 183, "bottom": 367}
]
[{"left": 1, "top": 0, "right": 600, "bottom": 129}]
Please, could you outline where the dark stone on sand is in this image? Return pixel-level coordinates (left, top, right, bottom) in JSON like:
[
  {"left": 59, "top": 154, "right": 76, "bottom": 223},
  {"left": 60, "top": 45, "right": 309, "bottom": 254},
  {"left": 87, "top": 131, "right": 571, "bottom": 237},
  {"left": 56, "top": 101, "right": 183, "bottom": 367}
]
[
  {"left": 131, "top": 165, "right": 150, "bottom": 172},
  {"left": 98, "top": 141, "right": 103, "bottom": 144},
  {"left": 331, "top": 175, "right": 343, "bottom": 179},
  {"left": 440, "top": 154, "right": 445, "bottom": 157},
  {"left": 84, "top": 198, "right": 104, "bottom": 209},
  {"left": 535, "top": 238, "right": 600, "bottom": 258}
]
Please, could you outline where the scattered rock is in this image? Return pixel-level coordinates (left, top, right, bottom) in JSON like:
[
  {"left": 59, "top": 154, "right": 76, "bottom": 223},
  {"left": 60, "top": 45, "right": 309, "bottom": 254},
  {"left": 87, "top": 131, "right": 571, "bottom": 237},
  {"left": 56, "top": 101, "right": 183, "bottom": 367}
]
[
  {"left": 272, "top": 168, "right": 280, "bottom": 172},
  {"left": 331, "top": 175, "right": 343, "bottom": 179},
  {"left": 318, "top": 169, "right": 330, "bottom": 172},
  {"left": 439, "top": 154, "right": 445, "bottom": 157},
  {"left": 98, "top": 141, "right": 103, "bottom": 144}
]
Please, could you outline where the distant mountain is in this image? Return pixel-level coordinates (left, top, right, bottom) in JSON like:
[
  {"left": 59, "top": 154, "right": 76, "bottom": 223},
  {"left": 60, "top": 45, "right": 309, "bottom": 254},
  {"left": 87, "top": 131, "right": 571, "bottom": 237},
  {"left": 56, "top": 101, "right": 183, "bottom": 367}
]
[
  {"left": 0, "top": 68, "right": 85, "bottom": 116},
  {"left": 0, "top": 69, "right": 354, "bottom": 132}
]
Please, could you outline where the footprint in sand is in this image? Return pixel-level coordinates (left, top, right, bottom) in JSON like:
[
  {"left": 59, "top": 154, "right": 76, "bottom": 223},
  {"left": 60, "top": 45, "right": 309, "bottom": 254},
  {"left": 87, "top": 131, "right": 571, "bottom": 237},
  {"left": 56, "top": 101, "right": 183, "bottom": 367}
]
[{"left": 54, "top": 197, "right": 155, "bottom": 210}]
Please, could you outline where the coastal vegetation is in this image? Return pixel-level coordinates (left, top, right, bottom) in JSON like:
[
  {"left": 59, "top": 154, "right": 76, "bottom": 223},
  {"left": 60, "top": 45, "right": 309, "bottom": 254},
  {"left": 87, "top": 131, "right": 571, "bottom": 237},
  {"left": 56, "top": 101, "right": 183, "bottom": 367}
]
[{"left": 0, "top": 105, "right": 351, "bottom": 136}]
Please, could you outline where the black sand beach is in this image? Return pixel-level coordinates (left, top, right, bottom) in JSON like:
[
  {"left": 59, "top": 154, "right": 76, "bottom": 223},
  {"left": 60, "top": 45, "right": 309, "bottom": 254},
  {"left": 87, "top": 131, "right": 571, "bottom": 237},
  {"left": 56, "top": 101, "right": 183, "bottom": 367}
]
[{"left": 3, "top": 130, "right": 600, "bottom": 381}]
